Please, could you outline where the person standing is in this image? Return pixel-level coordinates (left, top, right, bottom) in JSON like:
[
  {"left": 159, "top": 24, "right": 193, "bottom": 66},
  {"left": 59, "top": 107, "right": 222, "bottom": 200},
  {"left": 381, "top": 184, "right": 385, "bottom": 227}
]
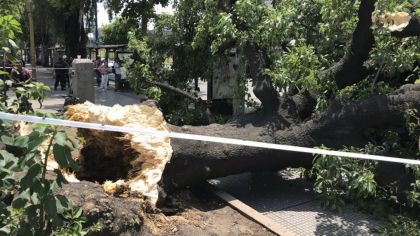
[
  {"left": 99, "top": 60, "right": 111, "bottom": 90},
  {"left": 54, "top": 57, "right": 68, "bottom": 90},
  {"left": 64, "top": 55, "right": 72, "bottom": 88},
  {"left": 93, "top": 57, "right": 102, "bottom": 86},
  {"left": 113, "top": 58, "right": 122, "bottom": 91}
]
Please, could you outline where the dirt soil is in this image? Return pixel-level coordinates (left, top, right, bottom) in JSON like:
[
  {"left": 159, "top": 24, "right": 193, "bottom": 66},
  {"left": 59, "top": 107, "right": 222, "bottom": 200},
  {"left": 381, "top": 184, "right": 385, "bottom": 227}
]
[
  {"left": 53, "top": 127, "right": 274, "bottom": 235},
  {"left": 163, "top": 186, "right": 276, "bottom": 236},
  {"left": 60, "top": 181, "right": 276, "bottom": 236}
]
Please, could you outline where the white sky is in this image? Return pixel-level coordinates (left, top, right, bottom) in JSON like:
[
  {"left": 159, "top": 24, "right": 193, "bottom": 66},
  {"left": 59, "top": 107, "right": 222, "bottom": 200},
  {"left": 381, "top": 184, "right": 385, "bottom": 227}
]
[{"left": 97, "top": 2, "right": 174, "bottom": 28}]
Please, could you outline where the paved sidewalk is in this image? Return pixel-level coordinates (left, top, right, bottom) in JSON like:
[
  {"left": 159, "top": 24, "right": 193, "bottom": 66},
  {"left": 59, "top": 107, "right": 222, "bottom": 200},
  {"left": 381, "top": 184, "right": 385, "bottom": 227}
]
[
  {"left": 210, "top": 171, "right": 383, "bottom": 235},
  {"left": 32, "top": 67, "right": 143, "bottom": 113}
]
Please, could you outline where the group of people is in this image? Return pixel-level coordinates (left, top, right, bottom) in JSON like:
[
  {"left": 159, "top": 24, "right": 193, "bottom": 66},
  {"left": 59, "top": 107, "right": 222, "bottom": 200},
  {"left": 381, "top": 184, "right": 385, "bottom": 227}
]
[
  {"left": 5, "top": 60, "right": 33, "bottom": 85},
  {"left": 3, "top": 56, "right": 126, "bottom": 93},
  {"left": 1, "top": 57, "right": 73, "bottom": 91},
  {"left": 93, "top": 57, "right": 125, "bottom": 91},
  {"left": 54, "top": 55, "right": 72, "bottom": 91}
]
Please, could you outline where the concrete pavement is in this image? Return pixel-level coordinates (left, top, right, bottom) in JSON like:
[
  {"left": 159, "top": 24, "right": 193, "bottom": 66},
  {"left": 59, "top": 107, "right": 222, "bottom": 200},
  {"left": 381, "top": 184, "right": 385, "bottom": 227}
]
[{"left": 31, "top": 67, "right": 143, "bottom": 113}]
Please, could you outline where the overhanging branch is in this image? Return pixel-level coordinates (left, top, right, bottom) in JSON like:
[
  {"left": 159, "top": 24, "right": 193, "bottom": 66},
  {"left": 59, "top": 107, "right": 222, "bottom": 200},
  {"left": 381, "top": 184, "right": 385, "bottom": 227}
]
[
  {"left": 320, "top": 0, "right": 376, "bottom": 90},
  {"left": 145, "top": 79, "right": 204, "bottom": 103}
]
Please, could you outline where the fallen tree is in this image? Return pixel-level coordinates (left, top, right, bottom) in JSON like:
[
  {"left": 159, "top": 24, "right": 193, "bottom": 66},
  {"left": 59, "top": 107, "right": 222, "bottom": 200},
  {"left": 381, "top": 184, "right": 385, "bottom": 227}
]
[
  {"left": 59, "top": 83, "right": 419, "bottom": 234},
  {"left": 65, "top": 83, "right": 419, "bottom": 193},
  {"left": 55, "top": 0, "right": 420, "bottom": 233},
  {"left": 63, "top": 0, "right": 420, "bottom": 196},
  {"left": 163, "top": 84, "right": 420, "bottom": 191}
]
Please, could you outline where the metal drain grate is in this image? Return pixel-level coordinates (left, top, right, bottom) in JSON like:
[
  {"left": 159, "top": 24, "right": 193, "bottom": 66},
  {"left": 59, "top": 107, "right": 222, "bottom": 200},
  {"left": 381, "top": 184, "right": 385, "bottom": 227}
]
[{"left": 210, "top": 172, "right": 382, "bottom": 235}]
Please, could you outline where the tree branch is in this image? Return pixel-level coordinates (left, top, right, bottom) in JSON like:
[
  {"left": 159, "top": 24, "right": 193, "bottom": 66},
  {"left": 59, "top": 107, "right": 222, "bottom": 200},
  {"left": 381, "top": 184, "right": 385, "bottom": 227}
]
[
  {"left": 216, "top": 39, "right": 237, "bottom": 54},
  {"left": 145, "top": 80, "right": 204, "bottom": 103},
  {"left": 320, "top": 0, "right": 376, "bottom": 89},
  {"left": 243, "top": 42, "right": 280, "bottom": 112}
]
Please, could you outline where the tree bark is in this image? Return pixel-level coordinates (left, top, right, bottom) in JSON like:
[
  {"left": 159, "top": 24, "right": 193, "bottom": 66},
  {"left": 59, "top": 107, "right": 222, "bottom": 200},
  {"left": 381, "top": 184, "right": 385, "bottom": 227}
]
[
  {"left": 141, "top": 15, "right": 149, "bottom": 36},
  {"left": 320, "top": 0, "right": 375, "bottom": 89},
  {"left": 146, "top": 80, "right": 203, "bottom": 103},
  {"left": 243, "top": 42, "right": 280, "bottom": 112},
  {"left": 161, "top": 84, "right": 420, "bottom": 191},
  {"left": 64, "top": 8, "right": 87, "bottom": 58}
]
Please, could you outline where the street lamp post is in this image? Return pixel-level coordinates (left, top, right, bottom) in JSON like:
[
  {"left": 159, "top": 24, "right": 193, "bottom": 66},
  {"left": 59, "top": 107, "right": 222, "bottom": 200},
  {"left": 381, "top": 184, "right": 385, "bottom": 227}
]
[
  {"left": 25, "top": 0, "right": 37, "bottom": 81},
  {"left": 94, "top": 0, "right": 99, "bottom": 46}
]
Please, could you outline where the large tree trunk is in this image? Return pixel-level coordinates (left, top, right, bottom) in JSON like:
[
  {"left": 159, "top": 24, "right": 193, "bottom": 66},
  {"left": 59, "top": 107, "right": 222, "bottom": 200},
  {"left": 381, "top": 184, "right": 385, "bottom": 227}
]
[
  {"left": 64, "top": 8, "right": 87, "bottom": 58},
  {"left": 39, "top": 6, "right": 50, "bottom": 67},
  {"left": 161, "top": 84, "right": 420, "bottom": 191}
]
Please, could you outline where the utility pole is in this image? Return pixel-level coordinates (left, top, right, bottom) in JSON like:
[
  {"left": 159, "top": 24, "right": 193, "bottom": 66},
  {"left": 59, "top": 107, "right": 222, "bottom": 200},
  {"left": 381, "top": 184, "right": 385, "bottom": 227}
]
[
  {"left": 2, "top": 29, "right": 7, "bottom": 105},
  {"left": 26, "top": 0, "right": 37, "bottom": 81},
  {"left": 94, "top": 0, "right": 99, "bottom": 59},
  {"left": 94, "top": 0, "right": 99, "bottom": 45}
]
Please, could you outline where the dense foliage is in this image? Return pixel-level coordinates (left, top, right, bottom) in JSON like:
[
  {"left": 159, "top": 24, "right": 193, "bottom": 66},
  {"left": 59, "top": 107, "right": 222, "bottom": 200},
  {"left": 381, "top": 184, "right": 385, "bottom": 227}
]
[
  {"left": 124, "top": 0, "right": 420, "bottom": 230},
  {"left": 104, "top": 0, "right": 169, "bottom": 33},
  {"left": 12, "top": 0, "right": 98, "bottom": 63},
  {"left": 126, "top": 0, "right": 213, "bottom": 125},
  {"left": 100, "top": 17, "right": 131, "bottom": 45},
  {"left": 126, "top": 0, "right": 419, "bottom": 117},
  {"left": 0, "top": 16, "right": 98, "bottom": 235},
  {"left": 2, "top": 0, "right": 420, "bottom": 233}
]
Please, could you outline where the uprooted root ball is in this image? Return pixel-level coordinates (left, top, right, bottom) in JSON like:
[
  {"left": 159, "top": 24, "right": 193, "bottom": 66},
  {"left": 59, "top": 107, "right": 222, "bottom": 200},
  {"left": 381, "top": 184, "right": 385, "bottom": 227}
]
[{"left": 65, "top": 101, "right": 173, "bottom": 204}]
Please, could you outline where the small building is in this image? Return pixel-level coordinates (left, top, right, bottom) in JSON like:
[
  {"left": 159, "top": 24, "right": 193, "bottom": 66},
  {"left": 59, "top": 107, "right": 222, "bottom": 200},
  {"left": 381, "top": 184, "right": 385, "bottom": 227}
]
[{"left": 86, "top": 44, "right": 129, "bottom": 61}]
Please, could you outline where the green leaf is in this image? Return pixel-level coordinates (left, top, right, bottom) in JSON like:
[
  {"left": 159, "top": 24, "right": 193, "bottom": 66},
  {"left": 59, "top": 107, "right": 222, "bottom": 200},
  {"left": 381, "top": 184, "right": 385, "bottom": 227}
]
[
  {"left": 25, "top": 205, "right": 38, "bottom": 222},
  {"left": 30, "top": 192, "right": 40, "bottom": 205},
  {"left": 74, "top": 207, "right": 83, "bottom": 218},
  {"left": 1, "top": 135, "right": 14, "bottom": 146},
  {"left": 32, "top": 178, "right": 44, "bottom": 194},
  {"left": 54, "top": 132, "right": 67, "bottom": 146},
  {"left": 8, "top": 39, "right": 18, "bottom": 48},
  {"left": 44, "top": 195, "right": 58, "bottom": 217},
  {"left": 14, "top": 135, "right": 30, "bottom": 148},
  {"left": 1, "top": 46, "right": 11, "bottom": 53},
  {"left": 12, "top": 190, "right": 31, "bottom": 209},
  {"left": 27, "top": 135, "right": 49, "bottom": 152},
  {"left": 53, "top": 144, "right": 76, "bottom": 169},
  {"left": 0, "top": 226, "right": 11, "bottom": 235},
  {"left": 18, "top": 152, "right": 37, "bottom": 169},
  {"left": 44, "top": 195, "right": 63, "bottom": 227},
  {"left": 32, "top": 123, "right": 52, "bottom": 133},
  {"left": 0, "top": 150, "right": 17, "bottom": 160},
  {"left": 54, "top": 169, "right": 68, "bottom": 187},
  {"left": 55, "top": 195, "right": 69, "bottom": 214},
  {"left": 20, "top": 163, "right": 42, "bottom": 189}
]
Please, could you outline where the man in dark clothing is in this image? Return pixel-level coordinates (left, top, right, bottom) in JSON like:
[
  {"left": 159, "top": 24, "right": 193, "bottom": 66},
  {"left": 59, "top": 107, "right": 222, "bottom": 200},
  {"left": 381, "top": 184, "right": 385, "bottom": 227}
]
[
  {"left": 63, "top": 55, "right": 72, "bottom": 88},
  {"left": 54, "top": 57, "right": 68, "bottom": 90},
  {"left": 93, "top": 57, "right": 102, "bottom": 86}
]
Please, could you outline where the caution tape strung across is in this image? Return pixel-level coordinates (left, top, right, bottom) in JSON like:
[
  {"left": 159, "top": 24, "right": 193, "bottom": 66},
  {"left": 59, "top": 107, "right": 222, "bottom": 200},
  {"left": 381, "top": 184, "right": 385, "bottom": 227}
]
[
  {"left": 0, "top": 111, "right": 419, "bottom": 165},
  {"left": 2, "top": 67, "right": 75, "bottom": 71}
]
